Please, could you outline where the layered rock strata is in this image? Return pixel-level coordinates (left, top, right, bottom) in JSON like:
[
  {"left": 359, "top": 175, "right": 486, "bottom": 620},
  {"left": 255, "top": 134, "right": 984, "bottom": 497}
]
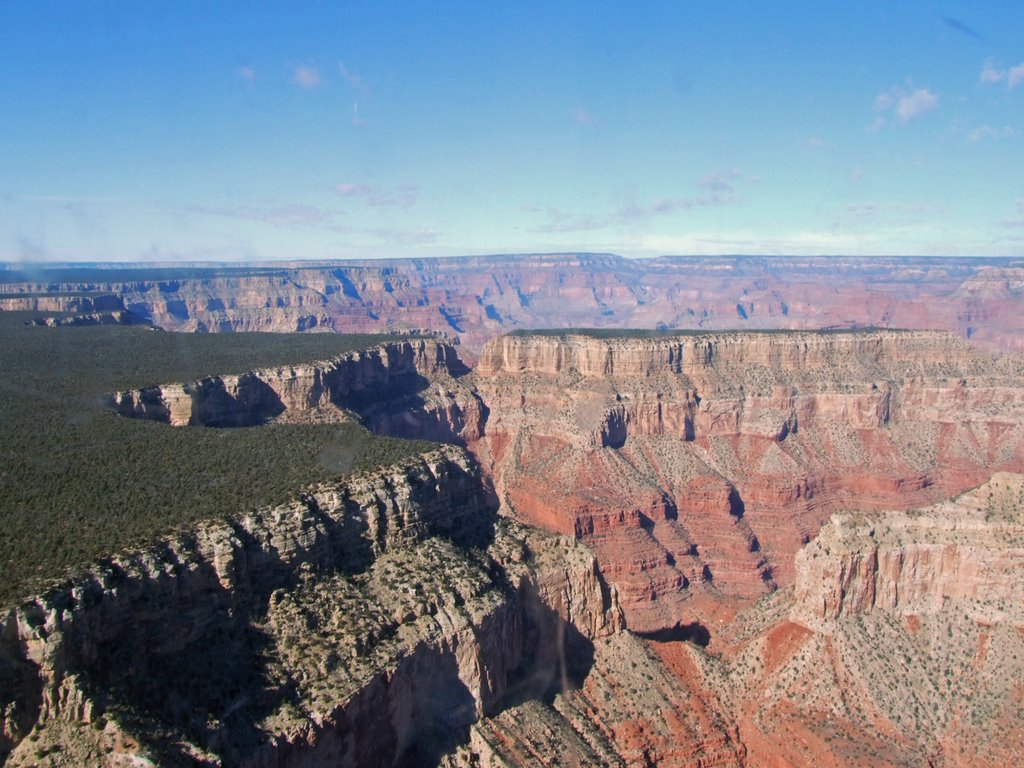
[
  {"left": 4, "top": 255, "right": 1024, "bottom": 352},
  {"left": 792, "top": 472, "right": 1024, "bottom": 626},
  {"left": 9, "top": 326, "right": 1024, "bottom": 765},
  {"left": 106, "top": 330, "right": 1024, "bottom": 635},
  {"left": 469, "top": 331, "right": 1024, "bottom": 631},
  {"left": 0, "top": 447, "right": 624, "bottom": 766},
  {"left": 108, "top": 338, "right": 486, "bottom": 442},
  {"left": 686, "top": 473, "right": 1024, "bottom": 767}
]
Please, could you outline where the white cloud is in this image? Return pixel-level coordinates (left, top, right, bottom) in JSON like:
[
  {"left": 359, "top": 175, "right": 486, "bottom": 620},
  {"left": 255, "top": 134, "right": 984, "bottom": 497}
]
[
  {"left": 572, "top": 107, "right": 596, "bottom": 125},
  {"left": 335, "top": 183, "right": 418, "bottom": 208},
  {"left": 697, "top": 169, "right": 741, "bottom": 193},
  {"left": 967, "top": 124, "right": 1016, "bottom": 142},
  {"left": 339, "top": 62, "right": 367, "bottom": 90},
  {"left": 979, "top": 60, "right": 1024, "bottom": 89},
  {"left": 527, "top": 170, "right": 744, "bottom": 234},
  {"left": 874, "top": 87, "right": 899, "bottom": 112},
  {"left": 895, "top": 88, "right": 938, "bottom": 122},
  {"left": 873, "top": 84, "right": 938, "bottom": 125},
  {"left": 292, "top": 65, "right": 322, "bottom": 90},
  {"left": 1009, "top": 63, "right": 1024, "bottom": 89},
  {"left": 238, "top": 65, "right": 256, "bottom": 82},
  {"left": 980, "top": 60, "right": 1004, "bottom": 84}
]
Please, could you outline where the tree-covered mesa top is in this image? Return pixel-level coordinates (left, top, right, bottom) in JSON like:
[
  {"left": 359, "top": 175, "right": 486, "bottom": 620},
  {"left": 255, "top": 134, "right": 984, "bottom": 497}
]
[
  {"left": 506, "top": 326, "right": 910, "bottom": 339},
  {"left": 0, "top": 313, "right": 435, "bottom": 606}
]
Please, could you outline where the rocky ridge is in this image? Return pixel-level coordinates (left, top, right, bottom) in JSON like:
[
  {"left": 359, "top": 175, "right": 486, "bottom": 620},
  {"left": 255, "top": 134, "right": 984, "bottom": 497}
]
[
  {"left": 681, "top": 472, "right": 1024, "bottom": 767},
  {"left": 8, "top": 325, "right": 1024, "bottom": 765},
  {"left": 104, "top": 330, "right": 1024, "bottom": 637},
  {"left": 4, "top": 255, "right": 1024, "bottom": 352},
  {"left": 108, "top": 338, "right": 485, "bottom": 441},
  {"left": 792, "top": 472, "right": 1024, "bottom": 626},
  {"left": 0, "top": 446, "right": 624, "bottom": 766}
]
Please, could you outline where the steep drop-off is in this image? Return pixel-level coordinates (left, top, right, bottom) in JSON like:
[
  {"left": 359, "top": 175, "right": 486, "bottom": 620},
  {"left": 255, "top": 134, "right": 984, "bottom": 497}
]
[
  {"left": 108, "top": 330, "right": 1024, "bottom": 636},
  {"left": 679, "top": 473, "right": 1024, "bottom": 767},
  {"left": 0, "top": 447, "right": 625, "bottom": 767},
  {"left": 7, "top": 324, "right": 1024, "bottom": 766},
  {"left": 108, "top": 338, "right": 485, "bottom": 442},
  {"left": 468, "top": 330, "right": 1024, "bottom": 632}
]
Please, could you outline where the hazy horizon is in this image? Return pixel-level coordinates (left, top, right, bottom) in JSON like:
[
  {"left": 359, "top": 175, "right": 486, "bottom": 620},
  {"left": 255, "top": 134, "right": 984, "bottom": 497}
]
[{"left": 2, "top": 2, "right": 1023, "bottom": 262}]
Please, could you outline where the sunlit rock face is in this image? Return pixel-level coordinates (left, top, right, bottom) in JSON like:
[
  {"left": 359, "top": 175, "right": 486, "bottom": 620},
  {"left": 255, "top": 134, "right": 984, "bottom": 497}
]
[
  {"left": 0, "top": 447, "right": 624, "bottom": 767},
  {"left": 106, "top": 329, "right": 1024, "bottom": 636},
  {"left": 5, "top": 255, "right": 1024, "bottom": 353},
  {"left": 469, "top": 331, "right": 1024, "bottom": 632},
  {"left": 24, "top": 323, "right": 1024, "bottom": 766},
  {"left": 103, "top": 331, "right": 1024, "bottom": 638}
]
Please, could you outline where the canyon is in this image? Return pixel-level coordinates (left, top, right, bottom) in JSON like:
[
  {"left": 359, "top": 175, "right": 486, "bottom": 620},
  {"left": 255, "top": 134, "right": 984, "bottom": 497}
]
[
  {"left": 105, "top": 330, "right": 1024, "bottom": 633},
  {"left": 3, "top": 278, "right": 1024, "bottom": 765},
  {"left": 3, "top": 254, "right": 1024, "bottom": 353}
]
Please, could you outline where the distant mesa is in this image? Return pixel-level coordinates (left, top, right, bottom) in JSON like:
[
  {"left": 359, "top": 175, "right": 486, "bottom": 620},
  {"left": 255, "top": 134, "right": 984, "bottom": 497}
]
[{"left": 3, "top": 254, "right": 1024, "bottom": 353}]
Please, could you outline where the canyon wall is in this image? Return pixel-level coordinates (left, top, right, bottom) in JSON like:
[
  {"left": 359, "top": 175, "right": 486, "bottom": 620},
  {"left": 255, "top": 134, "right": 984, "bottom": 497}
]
[
  {"left": 0, "top": 446, "right": 623, "bottom": 767},
  {"left": 108, "top": 338, "right": 486, "bottom": 442},
  {"left": 468, "top": 331, "right": 1024, "bottom": 632},
  {"left": 456, "top": 473, "right": 1024, "bottom": 767},
  {"left": 3, "top": 255, "right": 1024, "bottom": 352},
  {"left": 728, "top": 473, "right": 1024, "bottom": 767},
  {"left": 108, "top": 328, "right": 1024, "bottom": 638},
  {"left": 792, "top": 472, "right": 1024, "bottom": 625},
  {"left": 7, "top": 322, "right": 1024, "bottom": 765}
]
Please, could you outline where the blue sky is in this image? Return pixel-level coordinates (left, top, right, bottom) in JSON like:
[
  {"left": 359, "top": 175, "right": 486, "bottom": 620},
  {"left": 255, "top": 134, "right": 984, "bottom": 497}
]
[{"left": 1, "top": 1, "right": 1023, "bottom": 261}]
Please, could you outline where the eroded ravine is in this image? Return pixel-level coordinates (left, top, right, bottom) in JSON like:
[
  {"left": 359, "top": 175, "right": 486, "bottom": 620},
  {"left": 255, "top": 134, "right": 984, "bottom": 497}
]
[
  {"left": 108, "top": 330, "right": 1024, "bottom": 632},
  {"left": 15, "top": 328, "right": 1022, "bottom": 766}
]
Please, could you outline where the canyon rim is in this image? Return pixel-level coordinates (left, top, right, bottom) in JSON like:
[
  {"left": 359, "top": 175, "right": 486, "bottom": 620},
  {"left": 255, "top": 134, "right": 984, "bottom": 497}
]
[{"left": 2, "top": 255, "right": 1024, "bottom": 766}]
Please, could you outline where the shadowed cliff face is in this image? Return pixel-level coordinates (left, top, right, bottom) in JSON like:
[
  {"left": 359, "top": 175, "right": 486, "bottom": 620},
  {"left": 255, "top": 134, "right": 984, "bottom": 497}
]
[
  {"left": 74, "top": 327, "right": 1024, "bottom": 766},
  {"left": 106, "top": 330, "right": 1024, "bottom": 636},
  {"left": 109, "top": 338, "right": 486, "bottom": 443},
  {"left": 0, "top": 447, "right": 624, "bottom": 767}
]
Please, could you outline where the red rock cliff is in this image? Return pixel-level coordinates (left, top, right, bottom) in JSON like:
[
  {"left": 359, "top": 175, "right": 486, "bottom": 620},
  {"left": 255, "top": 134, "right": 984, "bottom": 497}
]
[{"left": 469, "top": 331, "right": 1024, "bottom": 632}]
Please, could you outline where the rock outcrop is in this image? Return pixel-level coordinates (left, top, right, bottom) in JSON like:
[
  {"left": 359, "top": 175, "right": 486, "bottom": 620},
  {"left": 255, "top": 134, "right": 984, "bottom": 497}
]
[
  {"left": 106, "top": 329, "right": 1024, "bottom": 637},
  {"left": 468, "top": 331, "right": 1024, "bottom": 632},
  {"left": 601, "top": 474, "right": 1024, "bottom": 768},
  {"left": 0, "top": 446, "right": 624, "bottom": 766},
  {"left": 5, "top": 254, "right": 1024, "bottom": 352},
  {"left": 108, "top": 338, "right": 486, "bottom": 441},
  {"left": 8, "top": 319, "right": 1024, "bottom": 765},
  {"left": 792, "top": 472, "right": 1024, "bottom": 626}
]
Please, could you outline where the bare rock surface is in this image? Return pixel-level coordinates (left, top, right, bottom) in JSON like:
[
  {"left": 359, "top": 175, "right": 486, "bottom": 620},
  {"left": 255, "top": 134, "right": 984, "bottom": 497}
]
[
  {"left": 5, "top": 255, "right": 1024, "bottom": 352},
  {"left": 7, "top": 322, "right": 1024, "bottom": 765},
  {"left": 469, "top": 331, "right": 1024, "bottom": 631}
]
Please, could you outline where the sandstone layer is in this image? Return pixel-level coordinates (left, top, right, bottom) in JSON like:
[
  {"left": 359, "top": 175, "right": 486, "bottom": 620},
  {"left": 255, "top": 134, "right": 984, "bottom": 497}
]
[
  {"left": 468, "top": 331, "right": 1024, "bottom": 632},
  {"left": 108, "top": 338, "right": 485, "bottom": 442},
  {"left": 441, "top": 477, "right": 1024, "bottom": 767},
  {"left": 7, "top": 323, "right": 1024, "bottom": 766},
  {"left": 105, "top": 330, "right": 1024, "bottom": 637},
  {"left": 3, "top": 255, "right": 1024, "bottom": 352},
  {"left": 686, "top": 473, "right": 1024, "bottom": 767}
]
